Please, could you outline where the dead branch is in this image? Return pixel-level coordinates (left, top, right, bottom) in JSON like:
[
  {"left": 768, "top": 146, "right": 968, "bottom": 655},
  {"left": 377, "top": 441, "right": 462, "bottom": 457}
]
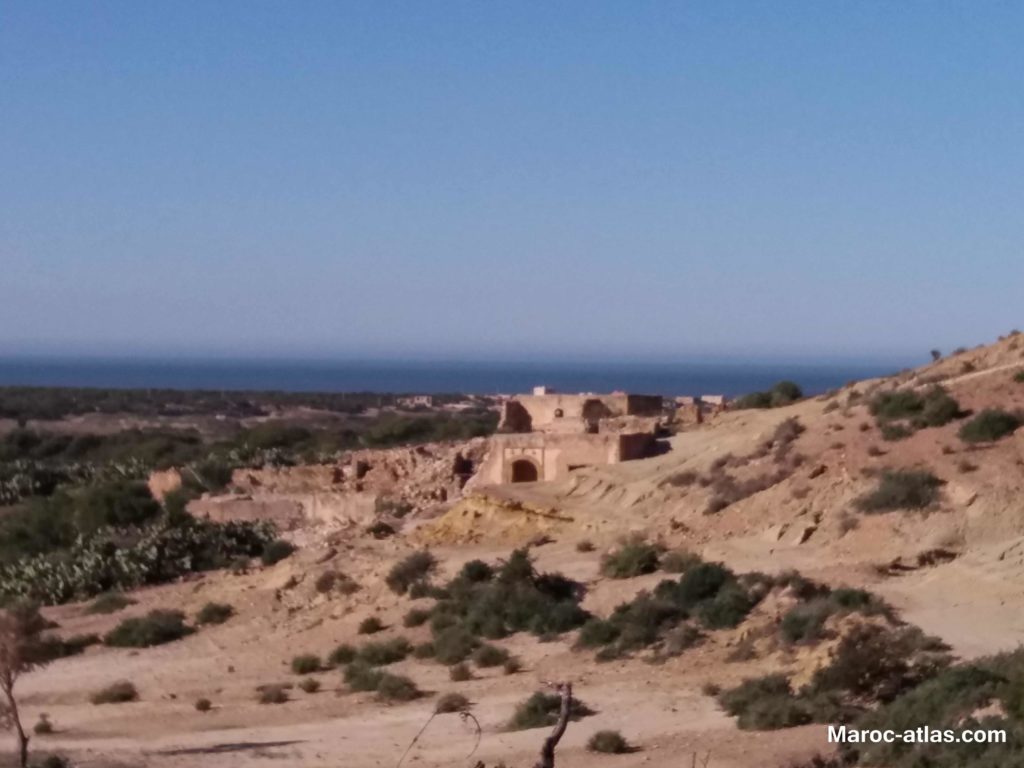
[{"left": 533, "top": 681, "right": 572, "bottom": 768}]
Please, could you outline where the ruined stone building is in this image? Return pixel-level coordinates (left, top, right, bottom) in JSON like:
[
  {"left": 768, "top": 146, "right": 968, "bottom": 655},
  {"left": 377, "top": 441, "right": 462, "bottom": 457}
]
[{"left": 475, "top": 389, "right": 663, "bottom": 484}]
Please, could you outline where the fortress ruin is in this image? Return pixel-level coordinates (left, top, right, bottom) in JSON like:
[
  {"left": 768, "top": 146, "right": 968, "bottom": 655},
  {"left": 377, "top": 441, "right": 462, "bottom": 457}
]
[{"left": 474, "top": 388, "right": 663, "bottom": 484}]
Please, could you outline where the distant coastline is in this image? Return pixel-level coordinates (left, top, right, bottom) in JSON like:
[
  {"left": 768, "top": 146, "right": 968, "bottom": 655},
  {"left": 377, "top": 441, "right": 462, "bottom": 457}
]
[{"left": 0, "top": 356, "right": 906, "bottom": 397}]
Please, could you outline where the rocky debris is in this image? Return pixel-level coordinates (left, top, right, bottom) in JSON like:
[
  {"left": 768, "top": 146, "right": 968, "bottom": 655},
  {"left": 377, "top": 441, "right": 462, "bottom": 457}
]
[{"left": 230, "top": 437, "right": 491, "bottom": 519}]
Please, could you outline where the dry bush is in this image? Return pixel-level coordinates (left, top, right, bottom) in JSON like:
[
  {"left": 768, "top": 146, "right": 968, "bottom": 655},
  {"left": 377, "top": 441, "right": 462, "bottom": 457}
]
[
  {"left": 257, "top": 684, "right": 289, "bottom": 704},
  {"left": 90, "top": 680, "right": 138, "bottom": 705},
  {"left": 194, "top": 697, "right": 212, "bottom": 712},
  {"left": 587, "top": 729, "right": 633, "bottom": 754},
  {"left": 449, "top": 662, "right": 472, "bottom": 681},
  {"left": 435, "top": 692, "right": 470, "bottom": 713},
  {"left": 358, "top": 616, "right": 384, "bottom": 635},
  {"left": 600, "top": 536, "right": 660, "bottom": 578},
  {"left": 195, "top": 602, "right": 233, "bottom": 626},
  {"left": 290, "top": 654, "right": 321, "bottom": 674}
]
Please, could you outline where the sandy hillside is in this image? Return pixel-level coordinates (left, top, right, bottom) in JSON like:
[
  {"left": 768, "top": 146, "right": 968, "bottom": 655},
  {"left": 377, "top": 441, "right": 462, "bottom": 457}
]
[{"left": 14, "top": 333, "right": 1024, "bottom": 768}]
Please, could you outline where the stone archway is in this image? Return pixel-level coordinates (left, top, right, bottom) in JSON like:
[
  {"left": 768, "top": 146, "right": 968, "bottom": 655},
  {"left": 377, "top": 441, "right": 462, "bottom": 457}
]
[{"left": 510, "top": 458, "right": 539, "bottom": 483}]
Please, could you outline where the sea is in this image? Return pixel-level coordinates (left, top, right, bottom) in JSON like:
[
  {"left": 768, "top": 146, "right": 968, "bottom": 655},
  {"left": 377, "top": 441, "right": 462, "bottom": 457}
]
[{"left": 0, "top": 357, "right": 907, "bottom": 397}]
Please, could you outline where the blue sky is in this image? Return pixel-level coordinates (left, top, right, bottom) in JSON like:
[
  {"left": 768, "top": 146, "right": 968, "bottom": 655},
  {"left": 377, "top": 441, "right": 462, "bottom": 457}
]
[{"left": 1, "top": 2, "right": 1021, "bottom": 363}]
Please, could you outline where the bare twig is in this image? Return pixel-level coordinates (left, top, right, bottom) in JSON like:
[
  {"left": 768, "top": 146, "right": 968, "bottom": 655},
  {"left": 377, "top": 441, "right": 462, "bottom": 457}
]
[{"left": 533, "top": 681, "right": 572, "bottom": 768}]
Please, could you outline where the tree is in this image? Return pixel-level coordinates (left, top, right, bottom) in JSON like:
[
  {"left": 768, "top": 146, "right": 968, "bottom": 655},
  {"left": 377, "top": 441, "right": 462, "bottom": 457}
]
[
  {"left": 0, "top": 603, "right": 50, "bottom": 767},
  {"left": 930, "top": 349, "right": 942, "bottom": 362}
]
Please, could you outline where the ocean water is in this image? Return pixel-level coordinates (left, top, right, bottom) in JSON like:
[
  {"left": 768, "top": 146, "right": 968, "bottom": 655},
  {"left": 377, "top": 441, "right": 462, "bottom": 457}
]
[{"left": 0, "top": 357, "right": 903, "bottom": 397}]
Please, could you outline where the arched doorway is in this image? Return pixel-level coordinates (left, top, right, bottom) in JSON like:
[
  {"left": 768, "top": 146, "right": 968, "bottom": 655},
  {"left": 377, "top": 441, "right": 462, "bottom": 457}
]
[{"left": 510, "top": 459, "right": 539, "bottom": 483}]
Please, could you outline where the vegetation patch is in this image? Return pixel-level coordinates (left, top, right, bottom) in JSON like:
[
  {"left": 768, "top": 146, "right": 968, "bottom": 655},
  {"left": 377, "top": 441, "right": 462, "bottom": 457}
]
[
  {"left": 356, "top": 637, "right": 411, "bottom": 666},
  {"left": 423, "top": 549, "right": 588, "bottom": 661},
  {"left": 780, "top": 588, "right": 888, "bottom": 644},
  {"left": 376, "top": 672, "right": 421, "bottom": 702},
  {"left": 855, "top": 469, "right": 944, "bottom": 513},
  {"left": 719, "top": 624, "right": 949, "bottom": 732},
  {"left": 260, "top": 539, "right": 295, "bottom": 566},
  {"left": 472, "top": 643, "right": 510, "bottom": 667},
  {"left": 298, "top": 677, "right": 321, "bottom": 693},
  {"left": 868, "top": 386, "right": 963, "bottom": 442},
  {"left": 0, "top": 517, "right": 274, "bottom": 606},
  {"left": 958, "top": 409, "right": 1022, "bottom": 444},
  {"left": 600, "top": 536, "right": 660, "bottom": 578},
  {"left": 328, "top": 643, "right": 357, "bottom": 666},
  {"left": 86, "top": 591, "right": 135, "bottom": 615},
  {"left": 403, "top": 607, "right": 431, "bottom": 627},
  {"left": 104, "top": 610, "right": 193, "bottom": 648},
  {"left": 577, "top": 561, "right": 763, "bottom": 658},
  {"left": 290, "top": 654, "right": 322, "bottom": 674},
  {"left": 587, "top": 729, "right": 634, "bottom": 754},
  {"left": 358, "top": 616, "right": 384, "bottom": 635},
  {"left": 385, "top": 550, "right": 437, "bottom": 595},
  {"left": 733, "top": 381, "right": 804, "bottom": 409},
  {"left": 507, "top": 691, "right": 595, "bottom": 731},
  {"left": 435, "top": 692, "right": 471, "bottom": 713},
  {"left": 90, "top": 681, "right": 139, "bottom": 705},
  {"left": 257, "top": 684, "right": 289, "bottom": 704},
  {"left": 196, "top": 602, "right": 233, "bottom": 625}
]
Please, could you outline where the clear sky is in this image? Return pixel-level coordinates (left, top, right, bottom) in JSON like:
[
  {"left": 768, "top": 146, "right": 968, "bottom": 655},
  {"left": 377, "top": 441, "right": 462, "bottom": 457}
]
[{"left": 1, "top": 2, "right": 1021, "bottom": 363}]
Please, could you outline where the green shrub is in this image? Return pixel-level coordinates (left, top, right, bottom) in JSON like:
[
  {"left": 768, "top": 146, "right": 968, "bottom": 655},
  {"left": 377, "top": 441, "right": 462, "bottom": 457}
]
[
  {"left": 344, "top": 662, "right": 384, "bottom": 692},
  {"left": 328, "top": 643, "right": 356, "bottom": 666},
  {"left": 808, "top": 624, "right": 949, "bottom": 703},
  {"left": 290, "top": 654, "right": 321, "bottom": 674},
  {"left": 600, "top": 537, "right": 660, "bottom": 579},
  {"left": 587, "top": 730, "right": 632, "bottom": 754},
  {"left": 298, "top": 677, "right": 321, "bottom": 693},
  {"left": 86, "top": 591, "right": 134, "bottom": 615},
  {"left": 880, "top": 423, "right": 913, "bottom": 441},
  {"left": 33, "top": 714, "right": 54, "bottom": 734},
  {"left": 358, "top": 616, "right": 384, "bottom": 635},
  {"left": 663, "top": 623, "right": 702, "bottom": 655},
  {"left": 958, "top": 409, "right": 1022, "bottom": 444},
  {"left": 718, "top": 675, "right": 811, "bottom": 730},
  {"left": 74, "top": 480, "right": 161, "bottom": 533},
  {"left": 91, "top": 680, "right": 138, "bottom": 704},
  {"left": 693, "top": 583, "right": 756, "bottom": 629},
  {"left": 850, "top": 652, "right": 1021, "bottom": 768},
  {"left": 403, "top": 607, "right": 431, "bottom": 627},
  {"left": 780, "top": 599, "right": 834, "bottom": 644},
  {"left": 472, "top": 643, "right": 510, "bottom": 667},
  {"left": 261, "top": 539, "right": 295, "bottom": 566},
  {"left": 32, "top": 630, "right": 100, "bottom": 662},
  {"left": 413, "top": 641, "right": 435, "bottom": 659},
  {"left": 575, "top": 539, "right": 596, "bottom": 553},
  {"left": 507, "top": 691, "right": 594, "bottom": 731},
  {"left": 357, "top": 637, "right": 411, "bottom": 666},
  {"left": 855, "top": 469, "right": 944, "bottom": 513},
  {"left": 435, "top": 692, "right": 471, "bottom": 713},
  {"left": 449, "top": 662, "right": 473, "bottom": 681},
  {"left": 257, "top": 684, "right": 289, "bottom": 704},
  {"left": 458, "top": 559, "right": 495, "bottom": 582},
  {"left": 194, "top": 697, "right": 212, "bottom": 712},
  {"left": 196, "top": 602, "right": 233, "bottom": 626},
  {"left": 1014, "top": 370, "right": 1024, "bottom": 384},
  {"left": 503, "top": 656, "right": 522, "bottom": 674},
  {"left": 385, "top": 551, "right": 437, "bottom": 595},
  {"left": 734, "top": 381, "right": 804, "bottom": 410},
  {"left": 660, "top": 550, "right": 702, "bottom": 574},
  {"left": 432, "top": 626, "right": 475, "bottom": 663},
  {"left": 376, "top": 673, "right": 421, "bottom": 702},
  {"left": 103, "top": 610, "right": 192, "bottom": 648},
  {"left": 576, "top": 618, "right": 621, "bottom": 648}
]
